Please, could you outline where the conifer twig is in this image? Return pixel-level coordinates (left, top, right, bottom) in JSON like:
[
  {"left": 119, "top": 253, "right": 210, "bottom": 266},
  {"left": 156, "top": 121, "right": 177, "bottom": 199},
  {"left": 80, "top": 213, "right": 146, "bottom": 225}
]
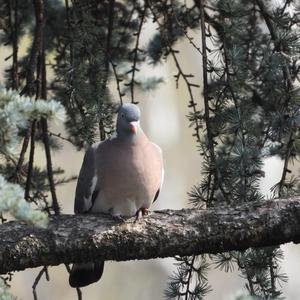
[{"left": 32, "top": 266, "right": 48, "bottom": 300}]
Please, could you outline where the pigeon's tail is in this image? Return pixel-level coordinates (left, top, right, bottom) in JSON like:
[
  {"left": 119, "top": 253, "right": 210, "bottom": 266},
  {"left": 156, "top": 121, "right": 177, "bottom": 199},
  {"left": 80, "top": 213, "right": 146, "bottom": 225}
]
[{"left": 69, "top": 261, "right": 104, "bottom": 288}]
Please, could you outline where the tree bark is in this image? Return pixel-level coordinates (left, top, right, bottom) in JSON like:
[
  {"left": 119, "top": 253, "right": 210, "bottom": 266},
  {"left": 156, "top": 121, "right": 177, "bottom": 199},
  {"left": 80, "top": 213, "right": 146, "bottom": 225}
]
[{"left": 1, "top": 197, "right": 300, "bottom": 274}]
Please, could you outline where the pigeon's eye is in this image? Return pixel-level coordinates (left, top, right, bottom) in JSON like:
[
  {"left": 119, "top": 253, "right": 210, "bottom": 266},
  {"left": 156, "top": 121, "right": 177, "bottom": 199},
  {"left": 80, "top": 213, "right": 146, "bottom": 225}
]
[{"left": 121, "top": 113, "right": 125, "bottom": 118}]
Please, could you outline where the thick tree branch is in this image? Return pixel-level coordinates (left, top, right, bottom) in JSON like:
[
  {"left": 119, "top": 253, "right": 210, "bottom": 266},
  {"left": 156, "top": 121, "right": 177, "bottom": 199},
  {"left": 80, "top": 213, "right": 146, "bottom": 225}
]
[{"left": 1, "top": 197, "right": 300, "bottom": 275}]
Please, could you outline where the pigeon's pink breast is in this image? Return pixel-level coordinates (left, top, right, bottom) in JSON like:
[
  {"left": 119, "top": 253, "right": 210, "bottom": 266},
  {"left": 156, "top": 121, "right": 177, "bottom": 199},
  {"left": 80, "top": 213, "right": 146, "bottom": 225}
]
[{"left": 91, "top": 134, "right": 163, "bottom": 217}]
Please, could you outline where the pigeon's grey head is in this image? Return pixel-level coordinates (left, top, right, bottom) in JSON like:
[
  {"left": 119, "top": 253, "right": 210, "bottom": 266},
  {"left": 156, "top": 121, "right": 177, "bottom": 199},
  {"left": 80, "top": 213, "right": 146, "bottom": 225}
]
[{"left": 116, "top": 103, "right": 141, "bottom": 137}]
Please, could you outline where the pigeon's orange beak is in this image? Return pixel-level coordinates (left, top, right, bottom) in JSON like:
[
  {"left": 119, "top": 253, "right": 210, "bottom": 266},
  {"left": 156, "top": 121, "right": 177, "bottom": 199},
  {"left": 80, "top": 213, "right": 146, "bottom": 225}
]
[{"left": 129, "top": 121, "right": 138, "bottom": 134}]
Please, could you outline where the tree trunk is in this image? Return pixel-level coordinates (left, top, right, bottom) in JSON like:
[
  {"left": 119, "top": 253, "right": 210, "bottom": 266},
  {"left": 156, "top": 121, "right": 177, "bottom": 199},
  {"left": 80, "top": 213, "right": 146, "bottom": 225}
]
[{"left": 1, "top": 197, "right": 300, "bottom": 274}]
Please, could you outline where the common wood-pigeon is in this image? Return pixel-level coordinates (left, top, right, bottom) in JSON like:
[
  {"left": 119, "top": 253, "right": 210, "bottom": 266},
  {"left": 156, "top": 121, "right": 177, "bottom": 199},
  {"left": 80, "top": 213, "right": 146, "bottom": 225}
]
[{"left": 69, "top": 103, "right": 164, "bottom": 288}]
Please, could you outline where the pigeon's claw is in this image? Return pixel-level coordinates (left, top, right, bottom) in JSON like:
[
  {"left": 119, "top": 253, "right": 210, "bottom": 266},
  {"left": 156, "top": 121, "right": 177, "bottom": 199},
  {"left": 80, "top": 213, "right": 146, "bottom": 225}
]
[{"left": 134, "top": 207, "right": 149, "bottom": 222}]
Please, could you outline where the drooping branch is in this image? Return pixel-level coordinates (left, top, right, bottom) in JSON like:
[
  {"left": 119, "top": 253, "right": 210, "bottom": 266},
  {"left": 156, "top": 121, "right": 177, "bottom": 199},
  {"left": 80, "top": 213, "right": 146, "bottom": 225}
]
[
  {"left": 24, "top": 120, "right": 36, "bottom": 200},
  {"left": 11, "top": 0, "right": 45, "bottom": 182},
  {"left": 21, "top": 0, "right": 45, "bottom": 96},
  {"left": 255, "top": 0, "right": 295, "bottom": 197},
  {"left": 128, "top": 5, "right": 146, "bottom": 104},
  {"left": 8, "top": 0, "right": 19, "bottom": 89},
  {"left": 40, "top": 47, "right": 60, "bottom": 215},
  {"left": 148, "top": 4, "right": 202, "bottom": 145},
  {"left": 1, "top": 197, "right": 300, "bottom": 275}
]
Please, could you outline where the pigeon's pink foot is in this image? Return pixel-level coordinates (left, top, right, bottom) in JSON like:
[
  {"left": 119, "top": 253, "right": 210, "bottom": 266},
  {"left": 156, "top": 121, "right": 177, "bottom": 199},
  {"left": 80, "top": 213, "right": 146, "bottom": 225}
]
[{"left": 135, "top": 208, "right": 149, "bottom": 222}]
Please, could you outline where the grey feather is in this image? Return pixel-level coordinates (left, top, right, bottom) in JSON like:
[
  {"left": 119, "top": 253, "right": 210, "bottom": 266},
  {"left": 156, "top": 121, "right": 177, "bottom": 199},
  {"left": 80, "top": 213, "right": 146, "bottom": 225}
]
[
  {"left": 74, "top": 146, "right": 97, "bottom": 213},
  {"left": 71, "top": 145, "right": 103, "bottom": 288}
]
